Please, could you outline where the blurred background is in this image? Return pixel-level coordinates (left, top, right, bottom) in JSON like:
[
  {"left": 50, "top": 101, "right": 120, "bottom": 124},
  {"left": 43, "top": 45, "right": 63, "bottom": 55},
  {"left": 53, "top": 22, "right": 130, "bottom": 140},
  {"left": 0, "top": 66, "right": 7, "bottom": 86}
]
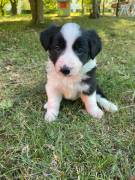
[{"left": 0, "top": 0, "right": 135, "bottom": 24}]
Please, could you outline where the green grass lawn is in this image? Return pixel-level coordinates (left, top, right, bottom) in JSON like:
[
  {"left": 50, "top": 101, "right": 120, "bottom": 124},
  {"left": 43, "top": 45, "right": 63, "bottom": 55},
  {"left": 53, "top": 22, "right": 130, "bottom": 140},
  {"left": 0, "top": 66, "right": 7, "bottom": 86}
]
[{"left": 0, "top": 15, "right": 135, "bottom": 179}]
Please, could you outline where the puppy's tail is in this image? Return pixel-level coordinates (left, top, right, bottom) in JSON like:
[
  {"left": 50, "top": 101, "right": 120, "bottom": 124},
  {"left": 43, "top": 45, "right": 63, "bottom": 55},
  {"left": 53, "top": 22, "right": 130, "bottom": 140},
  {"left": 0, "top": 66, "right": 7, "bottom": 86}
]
[{"left": 96, "top": 85, "right": 118, "bottom": 112}]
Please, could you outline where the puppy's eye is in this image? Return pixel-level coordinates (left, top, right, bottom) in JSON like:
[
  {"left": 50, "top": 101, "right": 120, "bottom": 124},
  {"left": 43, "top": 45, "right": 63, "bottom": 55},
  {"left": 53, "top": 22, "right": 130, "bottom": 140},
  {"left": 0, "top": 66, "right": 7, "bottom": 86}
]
[
  {"left": 55, "top": 45, "right": 61, "bottom": 52},
  {"left": 77, "top": 47, "right": 84, "bottom": 54}
]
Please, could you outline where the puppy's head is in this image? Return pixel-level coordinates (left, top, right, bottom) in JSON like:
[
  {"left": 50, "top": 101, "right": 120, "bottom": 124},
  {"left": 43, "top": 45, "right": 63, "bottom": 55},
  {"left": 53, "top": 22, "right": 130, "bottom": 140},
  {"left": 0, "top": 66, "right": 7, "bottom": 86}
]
[{"left": 40, "top": 23, "right": 102, "bottom": 76}]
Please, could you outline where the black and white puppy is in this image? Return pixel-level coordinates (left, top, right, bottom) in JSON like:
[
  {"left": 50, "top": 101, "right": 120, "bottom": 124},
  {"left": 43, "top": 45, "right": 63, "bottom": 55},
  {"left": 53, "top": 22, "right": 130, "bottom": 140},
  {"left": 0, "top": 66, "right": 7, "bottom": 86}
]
[{"left": 40, "top": 23, "right": 118, "bottom": 122}]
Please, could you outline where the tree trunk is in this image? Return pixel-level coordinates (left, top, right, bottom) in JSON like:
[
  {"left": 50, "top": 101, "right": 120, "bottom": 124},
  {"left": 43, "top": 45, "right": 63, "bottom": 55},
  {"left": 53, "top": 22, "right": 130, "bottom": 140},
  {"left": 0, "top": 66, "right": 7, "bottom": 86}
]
[
  {"left": 82, "top": 0, "right": 84, "bottom": 15},
  {"left": 10, "top": 1, "right": 17, "bottom": 15},
  {"left": 29, "top": 0, "right": 44, "bottom": 24},
  {"left": 0, "top": 7, "right": 5, "bottom": 16},
  {"left": 90, "top": 0, "right": 100, "bottom": 18},
  {"left": 37, "top": 0, "right": 43, "bottom": 23},
  {"left": 29, "top": 0, "right": 37, "bottom": 24},
  {"left": 2, "top": 8, "right": 4, "bottom": 16},
  {"left": 102, "top": 0, "right": 105, "bottom": 16},
  {"left": 116, "top": 0, "right": 120, "bottom": 16}
]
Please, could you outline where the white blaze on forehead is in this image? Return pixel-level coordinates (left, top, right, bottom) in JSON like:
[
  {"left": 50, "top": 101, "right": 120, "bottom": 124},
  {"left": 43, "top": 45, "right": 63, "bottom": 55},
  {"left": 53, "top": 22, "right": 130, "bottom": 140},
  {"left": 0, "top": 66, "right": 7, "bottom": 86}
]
[{"left": 60, "top": 23, "right": 81, "bottom": 46}]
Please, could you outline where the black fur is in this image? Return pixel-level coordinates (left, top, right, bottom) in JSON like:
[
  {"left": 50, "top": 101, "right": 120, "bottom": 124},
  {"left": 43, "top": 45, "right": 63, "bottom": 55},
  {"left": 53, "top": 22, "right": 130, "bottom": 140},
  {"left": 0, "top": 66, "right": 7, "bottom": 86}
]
[
  {"left": 82, "top": 67, "right": 97, "bottom": 95},
  {"left": 83, "top": 30, "right": 102, "bottom": 60},
  {"left": 40, "top": 24, "right": 66, "bottom": 65},
  {"left": 82, "top": 68, "right": 107, "bottom": 97},
  {"left": 96, "top": 84, "right": 106, "bottom": 98},
  {"left": 72, "top": 36, "right": 89, "bottom": 65},
  {"left": 49, "top": 33, "right": 66, "bottom": 64},
  {"left": 40, "top": 24, "right": 60, "bottom": 51}
]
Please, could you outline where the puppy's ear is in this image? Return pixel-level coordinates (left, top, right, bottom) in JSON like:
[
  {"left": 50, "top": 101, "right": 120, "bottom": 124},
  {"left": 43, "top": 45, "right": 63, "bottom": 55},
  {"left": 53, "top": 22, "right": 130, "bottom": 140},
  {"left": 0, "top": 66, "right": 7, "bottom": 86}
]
[
  {"left": 85, "top": 30, "right": 102, "bottom": 59},
  {"left": 40, "top": 24, "right": 60, "bottom": 51}
]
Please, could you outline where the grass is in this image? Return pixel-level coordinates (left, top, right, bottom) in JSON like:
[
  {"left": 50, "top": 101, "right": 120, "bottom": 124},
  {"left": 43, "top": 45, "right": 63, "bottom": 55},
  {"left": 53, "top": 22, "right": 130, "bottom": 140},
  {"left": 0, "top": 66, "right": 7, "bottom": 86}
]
[{"left": 0, "top": 14, "right": 135, "bottom": 179}]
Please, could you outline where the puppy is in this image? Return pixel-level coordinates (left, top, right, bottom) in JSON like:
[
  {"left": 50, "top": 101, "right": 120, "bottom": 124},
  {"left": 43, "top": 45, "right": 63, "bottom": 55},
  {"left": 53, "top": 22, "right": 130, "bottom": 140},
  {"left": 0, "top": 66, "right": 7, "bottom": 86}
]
[{"left": 40, "top": 23, "right": 118, "bottom": 122}]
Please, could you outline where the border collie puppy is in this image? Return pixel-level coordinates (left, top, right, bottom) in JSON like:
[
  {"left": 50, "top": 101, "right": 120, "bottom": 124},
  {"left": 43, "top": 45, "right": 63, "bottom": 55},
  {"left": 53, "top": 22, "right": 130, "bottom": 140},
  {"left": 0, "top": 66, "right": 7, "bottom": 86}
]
[{"left": 40, "top": 23, "right": 118, "bottom": 122}]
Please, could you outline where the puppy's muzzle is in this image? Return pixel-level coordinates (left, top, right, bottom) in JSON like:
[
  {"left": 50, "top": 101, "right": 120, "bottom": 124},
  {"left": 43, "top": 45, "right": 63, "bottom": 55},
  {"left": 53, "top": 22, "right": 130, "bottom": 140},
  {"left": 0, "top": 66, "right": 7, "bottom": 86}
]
[{"left": 60, "top": 65, "right": 71, "bottom": 76}]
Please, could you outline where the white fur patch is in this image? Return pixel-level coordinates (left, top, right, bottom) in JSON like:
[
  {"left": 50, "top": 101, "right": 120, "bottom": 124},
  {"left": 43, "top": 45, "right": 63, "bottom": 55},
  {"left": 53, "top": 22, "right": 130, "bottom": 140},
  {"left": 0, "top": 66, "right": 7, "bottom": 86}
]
[
  {"left": 47, "top": 60, "right": 88, "bottom": 100},
  {"left": 96, "top": 94, "right": 118, "bottom": 112},
  {"left": 55, "top": 48, "right": 83, "bottom": 76},
  {"left": 44, "top": 79, "right": 62, "bottom": 122},
  {"left": 60, "top": 23, "right": 81, "bottom": 46}
]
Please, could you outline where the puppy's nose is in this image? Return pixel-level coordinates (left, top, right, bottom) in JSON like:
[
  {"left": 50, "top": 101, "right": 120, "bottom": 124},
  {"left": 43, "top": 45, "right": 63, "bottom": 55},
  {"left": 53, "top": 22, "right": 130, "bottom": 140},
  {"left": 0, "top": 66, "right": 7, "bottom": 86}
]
[{"left": 60, "top": 65, "right": 70, "bottom": 75}]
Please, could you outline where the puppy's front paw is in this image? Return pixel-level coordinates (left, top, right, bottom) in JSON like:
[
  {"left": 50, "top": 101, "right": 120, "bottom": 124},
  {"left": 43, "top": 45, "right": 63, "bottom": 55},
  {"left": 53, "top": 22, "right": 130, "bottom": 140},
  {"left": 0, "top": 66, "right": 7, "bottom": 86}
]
[
  {"left": 88, "top": 107, "right": 104, "bottom": 119},
  {"left": 44, "top": 111, "right": 57, "bottom": 122}
]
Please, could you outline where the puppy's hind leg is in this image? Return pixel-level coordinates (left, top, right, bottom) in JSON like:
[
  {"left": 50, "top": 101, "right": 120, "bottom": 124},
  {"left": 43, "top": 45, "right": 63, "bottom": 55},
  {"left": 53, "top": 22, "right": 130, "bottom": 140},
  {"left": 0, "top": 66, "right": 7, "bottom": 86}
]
[
  {"left": 96, "top": 85, "right": 118, "bottom": 113},
  {"left": 81, "top": 91, "right": 104, "bottom": 119}
]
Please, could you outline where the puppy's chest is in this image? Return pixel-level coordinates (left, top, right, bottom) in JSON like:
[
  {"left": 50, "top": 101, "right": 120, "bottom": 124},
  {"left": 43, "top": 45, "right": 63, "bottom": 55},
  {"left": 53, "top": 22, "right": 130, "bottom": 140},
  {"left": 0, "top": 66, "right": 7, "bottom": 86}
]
[
  {"left": 48, "top": 72, "right": 88, "bottom": 100},
  {"left": 59, "top": 77, "right": 82, "bottom": 100}
]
